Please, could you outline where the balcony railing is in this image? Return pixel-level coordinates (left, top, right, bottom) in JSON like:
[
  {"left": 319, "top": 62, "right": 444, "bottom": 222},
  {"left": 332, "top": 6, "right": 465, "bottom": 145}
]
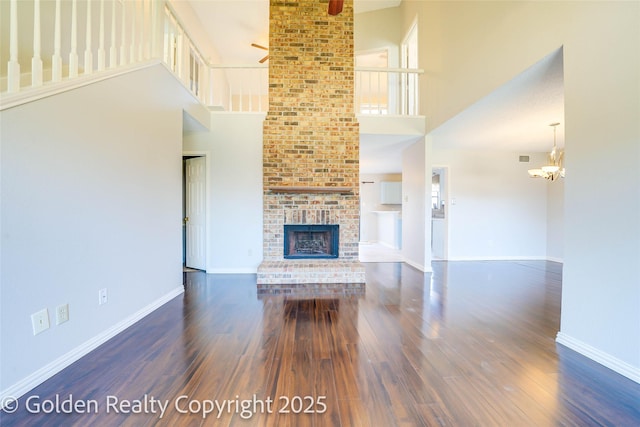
[{"left": 1, "top": 0, "right": 423, "bottom": 116}]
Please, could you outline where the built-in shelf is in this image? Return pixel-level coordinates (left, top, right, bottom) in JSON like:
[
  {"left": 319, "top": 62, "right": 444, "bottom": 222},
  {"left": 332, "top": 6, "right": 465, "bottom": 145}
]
[{"left": 267, "top": 186, "right": 354, "bottom": 195}]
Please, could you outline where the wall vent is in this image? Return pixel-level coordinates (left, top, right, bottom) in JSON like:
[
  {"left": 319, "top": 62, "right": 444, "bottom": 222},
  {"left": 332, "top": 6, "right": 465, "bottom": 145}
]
[{"left": 519, "top": 155, "right": 530, "bottom": 162}]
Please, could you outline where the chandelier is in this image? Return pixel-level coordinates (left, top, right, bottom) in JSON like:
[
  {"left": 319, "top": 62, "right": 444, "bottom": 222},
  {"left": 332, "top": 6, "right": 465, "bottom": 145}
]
[{"left": 528, "top": 122, "right": 565, "bottom": 181}]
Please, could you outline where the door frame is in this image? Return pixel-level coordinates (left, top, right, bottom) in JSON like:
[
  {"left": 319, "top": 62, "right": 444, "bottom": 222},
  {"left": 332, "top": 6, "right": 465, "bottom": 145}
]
[{"left": 183, "top": 151, "right": 210, "bottom": 271}]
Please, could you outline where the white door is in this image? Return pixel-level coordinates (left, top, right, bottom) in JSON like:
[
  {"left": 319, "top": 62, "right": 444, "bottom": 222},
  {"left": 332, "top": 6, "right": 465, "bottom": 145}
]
[{"left": 185, "top": 157, "right": 206, "bottom": 270}]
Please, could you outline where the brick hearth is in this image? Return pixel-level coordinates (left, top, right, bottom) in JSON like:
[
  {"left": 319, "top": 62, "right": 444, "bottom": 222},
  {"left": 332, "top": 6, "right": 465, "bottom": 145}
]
[{"left": 256, "top": 0, "right": 365, "bottom": 290}]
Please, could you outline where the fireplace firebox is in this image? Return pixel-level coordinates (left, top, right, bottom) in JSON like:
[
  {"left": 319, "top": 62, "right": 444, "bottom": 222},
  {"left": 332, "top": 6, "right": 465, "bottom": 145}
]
[{"left": 284, "top": 224, "right": 339, "bottom": 259}]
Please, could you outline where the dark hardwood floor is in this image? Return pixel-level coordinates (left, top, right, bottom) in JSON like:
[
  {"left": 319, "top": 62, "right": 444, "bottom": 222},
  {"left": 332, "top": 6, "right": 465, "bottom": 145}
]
[{"left": 2, "top": 261, "right": 639, "bottom": 426}]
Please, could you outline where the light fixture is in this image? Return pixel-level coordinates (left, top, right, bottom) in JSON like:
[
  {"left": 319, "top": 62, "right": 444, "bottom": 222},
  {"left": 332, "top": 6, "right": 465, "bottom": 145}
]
[{"left": 528, "top": 122, "right": 565, "bottom": 181}]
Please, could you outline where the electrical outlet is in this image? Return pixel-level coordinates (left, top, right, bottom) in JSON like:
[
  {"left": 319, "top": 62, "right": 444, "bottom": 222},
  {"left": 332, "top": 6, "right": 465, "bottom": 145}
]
[
  {"left": 31, "top": 309, "right": 50, "bottom": 335},
  {"left": 56, "top": 304, "right": 69, "bottom": 325},
  {"left": 98, "top": 288, "right": 108, "bottom": 305}
]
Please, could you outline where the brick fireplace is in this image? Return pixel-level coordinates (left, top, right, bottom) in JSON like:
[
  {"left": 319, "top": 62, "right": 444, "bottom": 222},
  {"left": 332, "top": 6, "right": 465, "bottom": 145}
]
[{"left": 256, "top": 0, "right": 366, "bottom": 293}]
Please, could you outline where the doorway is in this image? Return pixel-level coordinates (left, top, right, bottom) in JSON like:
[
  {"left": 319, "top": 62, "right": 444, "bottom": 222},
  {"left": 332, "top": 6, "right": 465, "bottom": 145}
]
[
  {"left": 183, "top": 155, "right": 207, "bottom": 270},
  {"left": 431, "top": 167, "right": 448, "bottom": 260}
]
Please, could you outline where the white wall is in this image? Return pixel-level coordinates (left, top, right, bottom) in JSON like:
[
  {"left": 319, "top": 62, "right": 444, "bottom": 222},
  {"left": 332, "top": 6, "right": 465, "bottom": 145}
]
[
  {"left": 183, "top": 113, "right": 264, "bottom": 273},
  {"left": 354, "top": 6, "right": 402, "bottom": 67},
  {"left": 400, "top": 0, "right": 640, "bottom": 381},
  {"left": 431, "top": 149, "right": 548, "bottom": 260},
  {"left": 401, "top": 139, "right": 429, "bottom": 271},
  {"left": 559, "top": 1, "right": 639, "bottom": 377},
  {"left": 1, "top": 65, "right": 194, "bottom": 396}
]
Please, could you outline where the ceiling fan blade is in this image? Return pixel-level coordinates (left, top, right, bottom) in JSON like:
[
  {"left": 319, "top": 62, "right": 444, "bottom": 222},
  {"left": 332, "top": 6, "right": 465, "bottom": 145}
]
[
  {"left": 251, "top": 43, "right": 269, "bottom": 51},
  {"left": 328, "top": 0, "right": 344, "bottom": 15},
  {"left": 259, "top": 54, "right": 269, "bottom": 63}
]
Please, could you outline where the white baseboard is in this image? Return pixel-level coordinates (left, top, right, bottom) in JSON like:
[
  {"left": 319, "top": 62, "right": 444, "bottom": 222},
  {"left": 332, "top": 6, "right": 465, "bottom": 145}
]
[
  {"left": 0, "top": 285, "right": 184, "bottom": 409},
  {"left": 446, "top": 256, "right": 551, "bottom": 261},
  {"left": 378, "top": 241, "right": 401, "bottom": 250},
  {"left": 404, "top": 259, "right": 432, "bottom": 273},
  {"left": 556, "top": 332, "right": 640, "bottom": 384}
]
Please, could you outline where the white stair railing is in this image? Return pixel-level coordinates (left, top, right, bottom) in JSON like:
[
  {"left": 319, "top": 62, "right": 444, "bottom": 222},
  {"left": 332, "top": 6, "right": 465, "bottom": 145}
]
[
  {"left": 2, "top": 0, "right": 162, "bottom": 99},
  {"left": 2, "top": 0, "right": 422, "bottom": 116}
]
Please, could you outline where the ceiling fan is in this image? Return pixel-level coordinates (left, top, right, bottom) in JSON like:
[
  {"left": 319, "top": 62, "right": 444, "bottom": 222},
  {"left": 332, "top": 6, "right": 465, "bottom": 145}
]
[
  {"left": 251, "top": 43, "right": 269, "bottom": 63},
  {"left": 328, "top": 0, "right": 344, "bottom": 15}
]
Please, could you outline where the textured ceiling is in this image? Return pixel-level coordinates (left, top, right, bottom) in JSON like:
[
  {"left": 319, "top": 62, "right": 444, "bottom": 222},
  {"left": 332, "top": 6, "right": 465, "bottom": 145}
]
[{"left": 431, "top": 48, "right": 565, "bottom": 153}]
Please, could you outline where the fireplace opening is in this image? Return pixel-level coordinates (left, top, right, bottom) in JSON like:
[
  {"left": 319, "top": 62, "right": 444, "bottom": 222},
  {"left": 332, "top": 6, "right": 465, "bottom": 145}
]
[{"left": 284, "top": 224, "right": 339, "bottom": 259}]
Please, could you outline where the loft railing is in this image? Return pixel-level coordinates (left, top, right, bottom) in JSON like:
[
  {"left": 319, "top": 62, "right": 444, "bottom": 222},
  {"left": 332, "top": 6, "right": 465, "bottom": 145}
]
[
  {"left": 1, "top": 0, "right": 423, "bottom": 116},
  {"left": 355, "top": 67, "right": 422, "bottom": 116},
  {"left": 205, "top": 65, "right": 424, "bottom": 115},
  {"left": 0, "top": 0, "right": 206, "bottom": 107},
  {"left": 207, "top": 65, "right": 269, "bottom": 112}
]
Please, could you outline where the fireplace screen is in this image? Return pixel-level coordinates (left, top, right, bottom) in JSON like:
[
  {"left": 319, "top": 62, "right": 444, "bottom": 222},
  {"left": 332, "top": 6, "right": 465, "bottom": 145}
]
[{"left": 284, "top": 224, "right": 339, "bottom": 259}]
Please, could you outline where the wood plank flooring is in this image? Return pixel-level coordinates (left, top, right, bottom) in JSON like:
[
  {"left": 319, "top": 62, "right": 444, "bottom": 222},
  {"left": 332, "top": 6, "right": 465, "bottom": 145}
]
[{"left": 2, "top": 261, "right": 639, "bottom": 426}]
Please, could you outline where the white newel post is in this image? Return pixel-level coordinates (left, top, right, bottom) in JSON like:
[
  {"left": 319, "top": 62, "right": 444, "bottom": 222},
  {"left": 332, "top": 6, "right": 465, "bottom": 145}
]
[
  {"left": 84, "top": 0, "right": 94, "bottom": 74},
  {"left": 69, "top": 0, "right": 79, "bottom": 78},
  {"left": 52, "top": 0, "right": 62, "bottom": 82},
  {"left": 97, "top": 0, "right": 105, "bottom": 71},
  {"left": 202, "top": 63, "right": 210, "bottom": 105},
  {"left": 7, "top": 0, "right": 20, "bottom": 93}
]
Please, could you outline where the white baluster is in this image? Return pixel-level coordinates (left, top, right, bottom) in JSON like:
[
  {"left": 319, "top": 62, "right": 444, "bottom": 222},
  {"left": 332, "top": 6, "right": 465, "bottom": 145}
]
[
  {"left": 150, "top": 0, "right": 159, "bottom": 58},
  {"left": 7, "top": 0, "right": 20, "bottom": 93},
  {"left": 109, "top": 0, "right": 116, "bottom": 68},
  {"left": 248, "top": 69, "right": 253, "bottom": 112},
  {"left": 141, "top": 0, "right": 149, "bottom": 59},
  {"left": 257, "top": 68, "right": 262, "bottom": 112},
  {"left": 168, "top": 20, "right": 176, "bottom": 72},
  {"left": 32, "top": 0, "right": 43, "bottom": 87},
  {"left": 238, "top": 73, "right": 244, "bottom": 112},
  {"left": 356, "top": 71, "right": 362, "bottom": 114},
  {"left": 129, "top": 1, "right": 136, "bottom": 63},
  {"left": 367, "top": 71, "right": 372, "bottom": 113},
  {"left": 69, "top": 0, "right": 79, "bottom": 78},
  {"left": 137, "top": 0, "right": 144, "bottom": 61},
  {"left": 162, "top": 15, "right": 169, "bottom": 66},
  {"left": 97, "top": 0, "right": 105, "bottom": 71},
  {"left": 84, "top": 0, "right": 93, "bottom": 74},
  {"left": 52, "top": 0, "right": 62, "bottom": 81},
  {"left": 175, "top": 30, "right": 183, "bottom": 79},
  {"left": 376, "top": 71, "right": 381, "bottom": 114},
  {"left": 120, "top": 0, "right": 127, "bottom": 66}
]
